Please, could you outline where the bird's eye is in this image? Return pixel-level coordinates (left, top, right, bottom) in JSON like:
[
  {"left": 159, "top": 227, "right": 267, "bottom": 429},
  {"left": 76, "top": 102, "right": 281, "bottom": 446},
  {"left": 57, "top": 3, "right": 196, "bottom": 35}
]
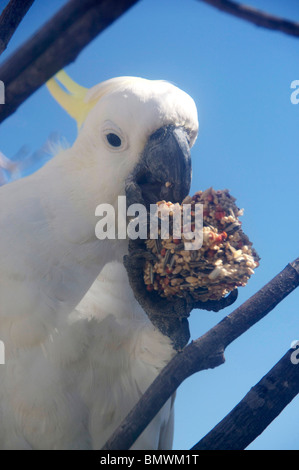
[
  {"left": 106, "top": 133, "right": 122, "bottom": 148},
  {"left": 102, "top": 121, "right": 127, "bottom": 151}
]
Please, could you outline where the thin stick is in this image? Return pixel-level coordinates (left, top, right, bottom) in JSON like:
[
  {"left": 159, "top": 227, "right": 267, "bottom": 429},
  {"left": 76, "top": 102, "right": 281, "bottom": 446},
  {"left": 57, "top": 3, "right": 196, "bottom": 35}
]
[
  {"left": 0, "top": 0, "right": 139, "bottom": 123},
  {"left": 192, "top": 347, "right": 299, "bottom": 450},
  {"left": 0, "top": 0, "right": 35, "bottom": 55},
  {"left": 102, "top": 258, "right": 299, "bottom": 450},
  {"left": 198, "top": 0, "right": 299, "bottom": 38}
]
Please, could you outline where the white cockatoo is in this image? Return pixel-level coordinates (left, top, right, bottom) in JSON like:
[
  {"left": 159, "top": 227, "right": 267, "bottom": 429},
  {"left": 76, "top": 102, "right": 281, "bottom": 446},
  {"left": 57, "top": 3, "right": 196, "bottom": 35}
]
[{"left": 0, "top": 72, "right": 199, "bottom": 449}]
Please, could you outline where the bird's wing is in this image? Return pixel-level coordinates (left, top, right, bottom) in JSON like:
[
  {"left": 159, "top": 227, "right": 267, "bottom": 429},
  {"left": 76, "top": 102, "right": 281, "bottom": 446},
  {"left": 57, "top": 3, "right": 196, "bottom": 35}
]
[{"left": 73, "top": 261, "right": 176, "bottom": 450}]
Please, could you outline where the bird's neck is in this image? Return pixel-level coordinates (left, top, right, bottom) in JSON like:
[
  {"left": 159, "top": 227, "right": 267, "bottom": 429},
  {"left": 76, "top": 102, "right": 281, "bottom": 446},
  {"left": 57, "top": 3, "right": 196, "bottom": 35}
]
[
  {"left": 29, "top": 147, "right": 128, "bottom": 287},
  {"left": 39, "top": 147, "right": 120, "bottom": 240}
]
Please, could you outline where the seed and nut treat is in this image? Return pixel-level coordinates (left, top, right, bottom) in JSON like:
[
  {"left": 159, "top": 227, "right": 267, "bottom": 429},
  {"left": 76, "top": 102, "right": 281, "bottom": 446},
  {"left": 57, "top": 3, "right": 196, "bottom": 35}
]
[{"left": 143, "top": 187, "right": 260, "bottom": 301}]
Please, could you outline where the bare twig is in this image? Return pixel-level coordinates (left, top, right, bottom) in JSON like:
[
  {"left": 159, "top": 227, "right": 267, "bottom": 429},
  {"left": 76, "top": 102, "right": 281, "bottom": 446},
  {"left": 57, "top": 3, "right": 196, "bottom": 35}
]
[
  {"left": 0, "top": 0, "right": 139, "bottom": 124},
  {"left": 0, "top": 0, "right": 35, "bottom": 55},
  {"left": 102, "top": 257, "right": 299, "bottom": 449},
  {"left": 198, "top": 0, "right": 299, "bottom": 38},
  {"left": 192, "top": 347, "right": 299, "bottom": 450}
]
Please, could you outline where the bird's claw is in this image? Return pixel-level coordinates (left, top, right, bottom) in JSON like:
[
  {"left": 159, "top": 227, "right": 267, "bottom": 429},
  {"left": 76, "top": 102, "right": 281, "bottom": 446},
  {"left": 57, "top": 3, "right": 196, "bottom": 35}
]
[
  {"left": 124, "top": 238, "right": 238, "bottom": 350},
  {"left": 191, "top": 288, "right": 238, "bottom": 312}
]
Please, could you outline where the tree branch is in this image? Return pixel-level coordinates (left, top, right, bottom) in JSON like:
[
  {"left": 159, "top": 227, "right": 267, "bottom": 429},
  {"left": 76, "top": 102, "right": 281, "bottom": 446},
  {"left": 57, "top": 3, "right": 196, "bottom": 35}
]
[
  {"left": 192, "top": 347, "right": 299, "bottom": 450},
  {"left": 0, "top": 0, "right": 139, "bottom": 124},
  {"left": 198, "top": 0, "right": 299, "bottom": 38},
  {"left": 0, "top": 0, "right": 35, "bottom": 56},
  {"left": 102, "top": 257, "right": 299, "bottom": 450}
]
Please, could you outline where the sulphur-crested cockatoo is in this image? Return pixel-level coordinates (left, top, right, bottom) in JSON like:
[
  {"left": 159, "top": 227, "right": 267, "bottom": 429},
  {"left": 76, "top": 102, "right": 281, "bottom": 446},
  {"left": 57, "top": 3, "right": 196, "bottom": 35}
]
[{"left": 0, "top": 72, "right": 198, "bottom": 449}]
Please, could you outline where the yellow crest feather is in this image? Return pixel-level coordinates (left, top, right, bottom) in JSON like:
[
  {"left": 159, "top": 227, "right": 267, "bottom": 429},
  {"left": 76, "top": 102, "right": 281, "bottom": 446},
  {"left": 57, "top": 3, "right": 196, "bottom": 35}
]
[
  {"left": 46, "top": 71, "right": 99, "bottom": 129},
  {"left": 47, "top": 72, "right": 157, "bottom": 130}
]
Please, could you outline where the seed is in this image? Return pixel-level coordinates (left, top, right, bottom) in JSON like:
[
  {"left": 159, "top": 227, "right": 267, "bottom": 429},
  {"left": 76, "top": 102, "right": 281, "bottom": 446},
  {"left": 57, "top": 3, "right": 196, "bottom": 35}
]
[
  {"left": 163, "top": 249, "right": 171, "bottom": 268},
  {"left": 169, "top": 254, "right": 176, "bottom": 268},
  {"left": 154, "top": 239, "right": 161, "bottom": 253},
  {"left": 207, "top": 249, "right": 216, "bottom": 258},
  {"left": 180, "top": 269, "right": 190, "bottom": 277},
  {"left": 150, "top": 265, "right": 154, "bottom": 284},
  {"left": 143, "top": 188, "right": 259, "bottom": 302},
  {"left": 171, "top": 278, "right": 183, "bottom": 286},
  {"left": 208, "top": 267, "right": 222, "bottom": 280},
  {"left": 186, "top": 276, "right": 198, "bottom": 284},
  {"left": 174, "top": 243, "right": 184, "bottom": 251},
  {"left": 182, "top": 195, "right": 193, "bottom": 204},
  {"left": 226, "top": 223, "right": 240, "bottom": 234},
  {"left": 172, "top": 265, "right": 182, "bottom": 275},
  {"left": 189, "top": 261, "right": 205, "bottom": 268}
]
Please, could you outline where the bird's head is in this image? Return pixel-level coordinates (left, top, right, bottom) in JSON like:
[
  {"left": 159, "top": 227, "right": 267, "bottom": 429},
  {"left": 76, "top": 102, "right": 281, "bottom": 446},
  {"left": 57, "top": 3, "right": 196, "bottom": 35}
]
[{"left": 47, "top": 72, "right": 198, "bottom": 211}]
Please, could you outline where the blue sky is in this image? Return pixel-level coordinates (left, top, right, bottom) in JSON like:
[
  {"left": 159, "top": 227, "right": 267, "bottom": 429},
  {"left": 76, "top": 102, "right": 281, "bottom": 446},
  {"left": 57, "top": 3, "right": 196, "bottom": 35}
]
[{"left": 0, "top": 0, "right": 299, "bottom": 450}]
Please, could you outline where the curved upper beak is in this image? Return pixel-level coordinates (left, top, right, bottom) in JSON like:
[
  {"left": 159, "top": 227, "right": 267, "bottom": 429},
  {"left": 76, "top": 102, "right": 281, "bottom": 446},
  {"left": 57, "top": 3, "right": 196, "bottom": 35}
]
[{"left": 125, "top": 125, "right": 192, "bottom": 209}]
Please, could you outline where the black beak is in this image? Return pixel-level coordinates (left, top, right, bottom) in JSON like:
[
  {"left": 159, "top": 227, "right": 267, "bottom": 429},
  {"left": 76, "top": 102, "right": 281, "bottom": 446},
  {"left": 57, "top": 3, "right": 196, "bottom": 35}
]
[{"left": 125, "top": 125, "right": 191, "bottom": 209}]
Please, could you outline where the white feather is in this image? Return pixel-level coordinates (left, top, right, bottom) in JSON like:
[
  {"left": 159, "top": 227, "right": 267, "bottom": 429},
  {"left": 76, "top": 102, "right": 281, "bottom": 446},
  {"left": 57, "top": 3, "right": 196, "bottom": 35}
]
[
  {"left": 0, "top": 262, "right": 176, "bottom": 449},
  {"left": 0, "top": 76, "right": 198, "bottom": 449}
]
